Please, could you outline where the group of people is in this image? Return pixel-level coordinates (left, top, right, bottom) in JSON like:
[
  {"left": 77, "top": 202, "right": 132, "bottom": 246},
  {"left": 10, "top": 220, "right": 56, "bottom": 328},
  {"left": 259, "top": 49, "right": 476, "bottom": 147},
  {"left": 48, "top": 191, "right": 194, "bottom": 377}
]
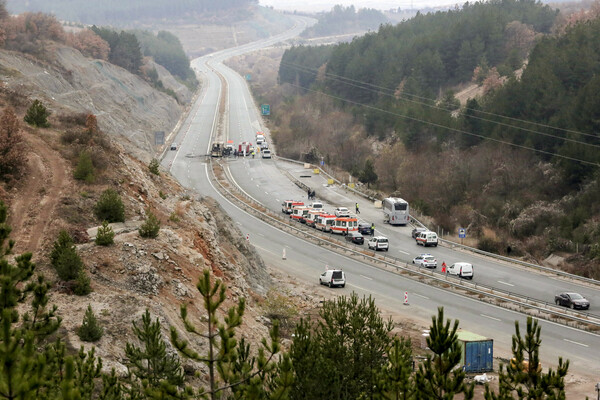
[{"left": 307, "top": 189, "right": 316, "bottom": 200}]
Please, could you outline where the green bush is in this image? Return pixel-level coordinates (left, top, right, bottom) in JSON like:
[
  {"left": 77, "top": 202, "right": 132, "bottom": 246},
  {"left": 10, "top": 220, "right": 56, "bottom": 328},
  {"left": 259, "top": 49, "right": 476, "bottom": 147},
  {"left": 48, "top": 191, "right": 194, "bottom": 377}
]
[
  {"left": 139, "top": 211, "right": 160, "bottom": 238},
  {"left": 78, "top": 305, "right": 103, "bottom": 342},
  {"left": 73, "top": 151, "right": 96, "bottom": 183},
  {"left": 95, "top": 220, "right": 115, "bottom": 246},
  {"left": 50, "top": 230, "right": 74, "bottom": 267},
  {"left": 54, "top": 246, "right": 85, "bottom": 281},
  {"left": 94, "top": 188, "right": 125, "bottom": 223},
  {"left": 149, "top": 158, "right": 160, "bottom": 175},
  {"left": 23, "top": 99, "right": 50, "bottom": 127},
  {"left": 74, "top": 269, "right": 92, "bottom": 296}
]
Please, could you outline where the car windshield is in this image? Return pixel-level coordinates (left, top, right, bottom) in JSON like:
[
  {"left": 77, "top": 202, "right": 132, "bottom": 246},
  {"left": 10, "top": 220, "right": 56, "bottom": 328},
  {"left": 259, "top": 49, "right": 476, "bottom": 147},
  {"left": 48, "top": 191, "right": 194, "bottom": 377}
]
[
  {"left": 332, "top": 271, "right": 343, "bottom": 279},
  {"left": 379, "top": 238, "right": 388, "bottom": 243},
  {"left": 569, "top": 293, "right": 583, "bottom": 299},
  {"left": 424, "top": 256, "right": 434, "bottom": 261}
]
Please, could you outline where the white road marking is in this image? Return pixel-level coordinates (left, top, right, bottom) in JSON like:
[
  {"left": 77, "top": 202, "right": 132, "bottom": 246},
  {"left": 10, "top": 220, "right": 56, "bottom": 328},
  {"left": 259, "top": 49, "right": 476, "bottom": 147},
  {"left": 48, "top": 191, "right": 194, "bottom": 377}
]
[
  {"left": 563, "top": 338, "right": 588, "bottom": 347},
  {"left": 413, "top": 293, "right": 429, "bottom": 299},
  {"left": 498, "top": 280, "right": 515, "bottom": 287},
  {"left": 480, "top": 314, "right": 501, "bottom": 322},
  {"left": 256, "top": 232, "right": 265, "bottom": 237},
  {"left": 398, "top": 250, "right": 410, "bottom": 255},
  {"left": 360, "top": 275, "right": 373, "bottom": 280},
  {"left": 265, "top": 192, "right": 269, "bottom": 195}
]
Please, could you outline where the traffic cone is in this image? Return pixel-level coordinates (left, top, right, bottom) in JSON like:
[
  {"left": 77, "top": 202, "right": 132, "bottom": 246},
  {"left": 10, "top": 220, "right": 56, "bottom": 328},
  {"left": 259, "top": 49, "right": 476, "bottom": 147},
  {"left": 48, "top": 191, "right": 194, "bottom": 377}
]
[{"left": 282, "top": 248, "right": 286, "bottom": 260}]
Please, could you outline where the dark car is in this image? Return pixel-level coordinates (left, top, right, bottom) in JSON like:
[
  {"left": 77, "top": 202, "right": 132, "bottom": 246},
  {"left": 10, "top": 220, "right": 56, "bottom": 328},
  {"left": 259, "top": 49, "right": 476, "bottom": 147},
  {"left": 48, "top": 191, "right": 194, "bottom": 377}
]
[
  {"left": 358, "top": 222, "right": 374, "bottom": 236},
  {"left": 554, "top": 292, "right": 590, "bottom": 310},
  {"left": 411, "top": 227, "right": 427, "bottom": 239},
  {"left": 345, "top": 231, "right": 364, "bottom": 245}
]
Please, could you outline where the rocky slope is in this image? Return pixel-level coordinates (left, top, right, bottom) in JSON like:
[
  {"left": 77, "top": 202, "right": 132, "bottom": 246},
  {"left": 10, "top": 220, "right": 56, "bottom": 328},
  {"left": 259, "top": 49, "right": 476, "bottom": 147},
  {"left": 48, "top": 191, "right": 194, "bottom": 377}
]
[{"left": 0, "top": 44, "right": 190, "bottom": 162}]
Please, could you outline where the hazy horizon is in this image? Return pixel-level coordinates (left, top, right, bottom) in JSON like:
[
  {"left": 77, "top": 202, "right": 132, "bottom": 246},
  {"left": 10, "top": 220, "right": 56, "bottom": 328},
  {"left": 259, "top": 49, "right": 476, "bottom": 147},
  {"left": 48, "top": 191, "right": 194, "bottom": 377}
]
[{"left": 258, "top": 0, "right": 463, "bottom": 12}]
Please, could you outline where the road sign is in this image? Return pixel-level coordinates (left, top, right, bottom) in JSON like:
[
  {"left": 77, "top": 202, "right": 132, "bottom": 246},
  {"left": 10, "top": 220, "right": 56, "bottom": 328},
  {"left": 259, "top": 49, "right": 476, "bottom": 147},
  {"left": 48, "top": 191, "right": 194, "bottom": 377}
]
[
  {"left": 403, "top": 291, "right": 409, "bottom": 305},
  {"left": 458, "top": 228, "right": 466, "bottom": 238},
  {"left": 154, "top": 131, "right": 165, "bottom": 145},
  {"left": 261, "top": 104, "right": 270, "bottom": 116}
]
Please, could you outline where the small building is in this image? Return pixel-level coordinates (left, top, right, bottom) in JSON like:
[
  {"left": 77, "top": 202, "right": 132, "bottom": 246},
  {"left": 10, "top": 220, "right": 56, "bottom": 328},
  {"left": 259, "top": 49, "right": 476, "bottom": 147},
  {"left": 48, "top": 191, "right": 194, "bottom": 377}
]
[{"left": 456, "top": 330, "right": 493, "bottom": 373}]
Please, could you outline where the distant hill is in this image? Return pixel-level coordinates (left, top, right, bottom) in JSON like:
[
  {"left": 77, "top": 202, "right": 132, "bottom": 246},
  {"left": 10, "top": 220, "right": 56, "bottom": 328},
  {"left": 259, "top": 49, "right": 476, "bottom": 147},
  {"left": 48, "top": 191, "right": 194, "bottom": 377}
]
[{"left": 6, "top": 0, "right": 256, "bottom": 25}]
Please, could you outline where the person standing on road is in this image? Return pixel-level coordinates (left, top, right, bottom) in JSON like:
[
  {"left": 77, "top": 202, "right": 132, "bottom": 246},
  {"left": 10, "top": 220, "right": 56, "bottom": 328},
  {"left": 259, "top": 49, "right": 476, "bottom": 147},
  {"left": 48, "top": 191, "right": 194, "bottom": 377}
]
[
  {"left": 308, "top": 188, "right": 311, "bottom": 200},
  {"left": 442, "top": 261, "right": 447, "bottom": 275},
  {"left": 355, "top": 203, "right": 360, "bottom": 214},
  {"left": 371, "top": 223, "right": 375, "bottom": 236}
]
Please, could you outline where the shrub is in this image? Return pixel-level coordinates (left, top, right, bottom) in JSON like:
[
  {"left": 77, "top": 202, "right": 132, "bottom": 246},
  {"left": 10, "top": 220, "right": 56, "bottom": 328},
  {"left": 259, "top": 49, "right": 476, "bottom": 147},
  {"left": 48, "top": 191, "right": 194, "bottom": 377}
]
[
  {"left": 139, "top": 211, "right": 160, "bottom": 238},
  {"left": 78, "top": 305, "right": 103, "bottom": 342},
  {"left": 95, "top": 220, "right": 114, "bottom": 246},
  {"left": 148, "top": 158, "right": 160, "bottom": 175},
  {"left": 23, "top": 99, "right": 50, "bottom": 127},
  {"left": 262, "top": 289, "right": 298, "bottom": 333},
  {"left": 54, "top": 245, "right": 85, "bottom": 281},
  {"left": 159, "top": 191, "right": 167, "bottom": 199},
  {"left": 477, "top": 236, "right": 503, "bottom": 254},
  {"left": 94, "top": 188, "right": 125, "bottom": 223},
  {"left": 50, "top": 230, "right": 74, "bottom": 269},
  {"left": 73, "top": 151, "right": 95, "bottom": 183},
  {"left": 73, "top": 269, "right": 92, "bottom": 296}
]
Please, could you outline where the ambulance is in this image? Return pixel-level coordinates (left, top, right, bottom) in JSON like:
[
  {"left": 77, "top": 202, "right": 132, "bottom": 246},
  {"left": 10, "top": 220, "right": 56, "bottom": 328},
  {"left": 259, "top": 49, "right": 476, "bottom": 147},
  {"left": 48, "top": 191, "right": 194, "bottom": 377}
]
[
  {"left": 331, "top": 217, "right": 359, "bottom": 235},
  {"left": 282, "top": 200, "right": 304, "bottom": 214},
  {"left": 315, "top": 214, "right": 337, "bottom": 232}
]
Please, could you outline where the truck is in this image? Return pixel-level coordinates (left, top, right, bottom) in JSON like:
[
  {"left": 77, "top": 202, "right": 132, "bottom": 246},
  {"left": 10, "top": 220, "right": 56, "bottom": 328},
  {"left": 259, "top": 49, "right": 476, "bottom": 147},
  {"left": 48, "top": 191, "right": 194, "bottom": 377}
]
[{"left": 211, "top": 142, "right": 223, "bottom": 157}]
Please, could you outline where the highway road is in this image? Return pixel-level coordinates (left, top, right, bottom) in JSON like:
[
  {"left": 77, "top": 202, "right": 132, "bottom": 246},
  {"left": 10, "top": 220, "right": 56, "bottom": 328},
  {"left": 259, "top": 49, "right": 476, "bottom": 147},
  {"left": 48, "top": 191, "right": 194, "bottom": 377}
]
[{"left": 162, "top": 15, "right": 600, "bottom": 389}]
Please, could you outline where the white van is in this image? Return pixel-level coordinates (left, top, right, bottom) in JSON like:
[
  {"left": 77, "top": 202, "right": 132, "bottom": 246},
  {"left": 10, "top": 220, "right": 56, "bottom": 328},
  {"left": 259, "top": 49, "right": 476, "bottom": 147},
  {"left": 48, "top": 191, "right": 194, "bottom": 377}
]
[
  {"left": 447, "top": 262, "right": 473, "bottom": 279},
  {"left": 416, "top": 231, "right": 438, "bottom": 247},
  {"left": 368, "top": 236, "right": 389, "bottom": 251},
  {"left": 319, "top": 268, "right": 346, "bottom": 288}
]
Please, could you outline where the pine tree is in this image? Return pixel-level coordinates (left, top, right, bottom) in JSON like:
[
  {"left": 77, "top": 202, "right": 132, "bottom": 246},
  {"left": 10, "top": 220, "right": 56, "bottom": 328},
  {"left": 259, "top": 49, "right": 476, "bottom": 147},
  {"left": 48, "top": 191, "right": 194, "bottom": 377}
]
[
  {"left": 139, "top": 211, "right": 160, "bottom": 238},
  {"left": 375, "top": 337, "right": 414, "bottom": 399},
  {"left": 290, "top": 293, "right": 394, "bottom": 400},
  {"left": 485, "top": 317, "right": 569, "bottom": 400},
  {"left": 359, "top": 159, "right": 378, "bottom": 188},
  {"left": 95, "top": 220, "right": 115, "bottom": 246},
  {"left": 170, "top": 269, "right": 291, "bottom": 400},
  {"left": 124, "top": 309, "right": 184, "bottom": 397},
  {"left": 148, "top": 158, "right": 160, "bottom": 176},
  {"left": 23, "top": 99, "right": 51, "bottom": 127},
  {"left": 415, "top": 307, "right": 474, "bottom": 400},
  {"left": 94, "top": 188, "right": 125, "bottom": 223},
  {"left": 73, "top": 151, "right": 96, "bottom": 183},
  {"left": 0, "top": 200, "right": 63, "bottom": 398},
  {"left": 78, "top": 304, "right": 103, "bottom": 342}
]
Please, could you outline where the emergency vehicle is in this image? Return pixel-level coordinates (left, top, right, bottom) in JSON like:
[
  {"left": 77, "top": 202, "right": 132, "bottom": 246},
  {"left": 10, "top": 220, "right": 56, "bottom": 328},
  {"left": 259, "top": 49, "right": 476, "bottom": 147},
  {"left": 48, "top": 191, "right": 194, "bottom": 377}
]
[
  {"left": 315, "top": 214, "right": 337, "bottom": 232},
  {"left": 282, "top": 200, "right": 304, "bottom": 214},
  {"left": 331, "top": 217, "right": 358, "bottom": 235},
  {"left": 305, "top": 210, "right": 326, "bottom": 227},
  {"left": 290, "top": 206, "right": 310, "bottom": 221}
]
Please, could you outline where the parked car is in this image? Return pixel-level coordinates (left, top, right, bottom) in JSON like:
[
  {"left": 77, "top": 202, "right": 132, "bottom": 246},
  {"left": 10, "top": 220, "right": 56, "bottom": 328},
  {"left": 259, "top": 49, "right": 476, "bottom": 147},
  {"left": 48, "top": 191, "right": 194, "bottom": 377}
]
[
  {"left": 447, "top": 262, "right": 473, "bottom": 279},
  {"left": 334, "top": 207, "right": 350, "bottom": 217},
  {"left": 170, "top": 143, "right": 177, "bottom": 150},
  {"left": 416, "top": 231, "right": 438, "bottom": 247},
  {"left": 554, "top": 292, "right": 590, "bottom": 310},
  {"left": 310, "top": 202, "right": 324, "bottom": 210},
  {"left": 413, "top": 254, "right": 437, "bottom": 268},
  {"left": 345, "top": 231, "right": 364, "bottom": 245},
  {"left": 262, "top": 149, "right": 272, "bottom": 158},
  {"left": 411, "top": 227, "right": 427, "bottom": 239},
  {"left": 358, "top": 222, "right": 374, "bottom": 236},
  {"left": 319, "top": 269, "right": 346, "bottom": 288},
  {"left": 368, "top": 236, "right": 389, "bottom": 251}
]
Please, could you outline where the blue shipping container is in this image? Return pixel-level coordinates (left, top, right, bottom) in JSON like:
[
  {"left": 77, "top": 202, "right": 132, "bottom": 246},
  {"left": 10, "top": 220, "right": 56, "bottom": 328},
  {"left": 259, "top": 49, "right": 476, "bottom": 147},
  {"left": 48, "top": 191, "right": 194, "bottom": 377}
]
[{"left": 457, "top": 331, "right": 493, "bottom": 373}]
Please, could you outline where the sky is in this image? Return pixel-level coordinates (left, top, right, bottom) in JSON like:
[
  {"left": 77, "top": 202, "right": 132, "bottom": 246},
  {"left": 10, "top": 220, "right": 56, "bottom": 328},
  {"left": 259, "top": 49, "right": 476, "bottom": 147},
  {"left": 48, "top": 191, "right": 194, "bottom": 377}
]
[{"left": 258, "top": 0, "right": 462, "bottom": 12}]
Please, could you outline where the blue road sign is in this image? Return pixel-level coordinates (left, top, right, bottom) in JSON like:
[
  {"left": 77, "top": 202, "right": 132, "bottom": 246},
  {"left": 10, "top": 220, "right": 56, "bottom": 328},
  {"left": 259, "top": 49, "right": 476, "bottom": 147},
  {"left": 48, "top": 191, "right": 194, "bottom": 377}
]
[
  {"left": 261, "top": 104, "right": 270, "bottom": 116},
  {"left": 458, "top": 228, "right": 466, "bottom": 238}
]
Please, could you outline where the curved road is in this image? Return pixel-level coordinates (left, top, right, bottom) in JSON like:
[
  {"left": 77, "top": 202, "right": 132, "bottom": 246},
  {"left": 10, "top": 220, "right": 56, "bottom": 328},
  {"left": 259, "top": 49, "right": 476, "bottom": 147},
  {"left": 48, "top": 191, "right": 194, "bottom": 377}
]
[{"left": 162, "top": 15, "right": 600, "bottom": 389}]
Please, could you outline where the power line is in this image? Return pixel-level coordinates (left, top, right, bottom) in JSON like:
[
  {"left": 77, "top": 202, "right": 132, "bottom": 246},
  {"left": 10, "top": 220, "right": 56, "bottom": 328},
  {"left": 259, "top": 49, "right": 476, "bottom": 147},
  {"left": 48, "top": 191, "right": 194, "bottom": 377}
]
[
  {"left": 285, "top": 81, "right": 600, "bottom": 167},
  {"left": 279, "top": 60, "right": 600, "bottom": 146}
]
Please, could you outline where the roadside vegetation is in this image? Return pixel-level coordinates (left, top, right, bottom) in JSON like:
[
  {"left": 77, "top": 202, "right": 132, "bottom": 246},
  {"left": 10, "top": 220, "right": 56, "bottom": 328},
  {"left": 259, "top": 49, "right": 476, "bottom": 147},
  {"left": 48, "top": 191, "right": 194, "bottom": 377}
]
[{"left": 240, "top": 0, "right": 600, "bottom": 277}]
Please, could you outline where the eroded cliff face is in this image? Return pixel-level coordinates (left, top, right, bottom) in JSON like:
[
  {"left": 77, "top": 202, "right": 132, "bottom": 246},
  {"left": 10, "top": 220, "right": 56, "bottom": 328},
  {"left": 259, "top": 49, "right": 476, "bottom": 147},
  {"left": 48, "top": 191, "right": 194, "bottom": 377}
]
[{"left": 0, "top": 44, "right": 191, "bottom": 161}]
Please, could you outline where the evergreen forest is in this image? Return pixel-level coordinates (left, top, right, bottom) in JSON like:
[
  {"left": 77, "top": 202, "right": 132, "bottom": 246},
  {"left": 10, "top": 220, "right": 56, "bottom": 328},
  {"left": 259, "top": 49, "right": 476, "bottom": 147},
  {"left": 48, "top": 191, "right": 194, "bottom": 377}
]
[
  {"left": 271, "top": 0, "right": 600, "bottom": 274},
  {"left": 300, "top": 5, "right": 389, "bottom": 38}
]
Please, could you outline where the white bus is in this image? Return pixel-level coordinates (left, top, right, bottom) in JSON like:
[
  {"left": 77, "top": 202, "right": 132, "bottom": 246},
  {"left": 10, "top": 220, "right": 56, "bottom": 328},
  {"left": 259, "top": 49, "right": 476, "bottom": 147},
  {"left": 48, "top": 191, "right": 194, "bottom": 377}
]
[{"left": 382, "top": 197, "right": 409, "bottom": 225}]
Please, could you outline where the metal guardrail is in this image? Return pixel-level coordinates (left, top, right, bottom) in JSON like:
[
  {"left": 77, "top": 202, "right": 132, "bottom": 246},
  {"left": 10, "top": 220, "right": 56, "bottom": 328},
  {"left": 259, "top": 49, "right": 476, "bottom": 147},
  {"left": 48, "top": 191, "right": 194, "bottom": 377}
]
[
  {"left": 275, "top": 155, "right": 600, "bottom": 288},
  {"left": 209, "top": 159, "right": 600, "bottom": 331}
]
